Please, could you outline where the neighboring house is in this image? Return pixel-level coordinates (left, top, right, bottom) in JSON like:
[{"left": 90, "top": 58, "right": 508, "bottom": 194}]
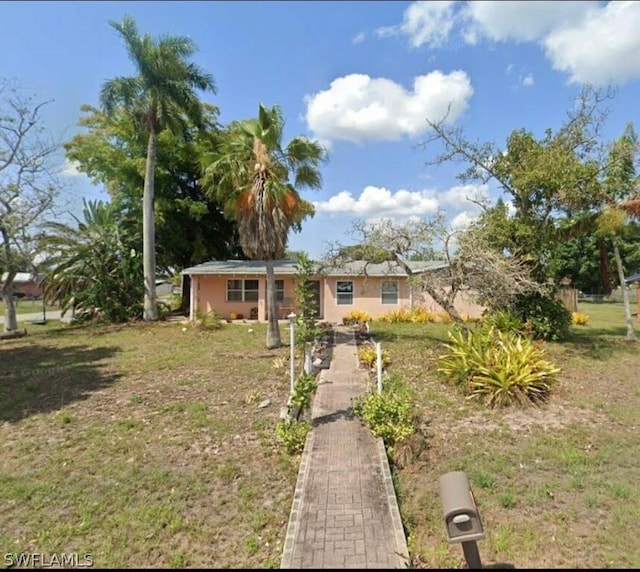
[
  {"left": 181, "top": 259, "right": 486, "bottom": 323},
  {"left": 0, "top": 272, "right": 44, "bottom": 299},
  {"left": 624, "top": 273, "right": 640, "bottom": 317}
]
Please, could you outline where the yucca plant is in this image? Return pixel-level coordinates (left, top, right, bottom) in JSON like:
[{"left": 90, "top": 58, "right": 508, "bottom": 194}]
[
  {"left": 409, "top": 307, "right": 436, "bottom": 323},
  {"left": 572, "top": 312, "right": 590, "bottom": 326},
  {"left": 342, "top": 309, "right": 372, "bottom": 325},
  {"left": 358, "top": 343, "right": 391, "bottom": 368},
  {"left": 379, "top": 308, "right": 412, "bottom": 323},
  {"left": 438, "top": 327, "right": 561, "bottom": 408}
]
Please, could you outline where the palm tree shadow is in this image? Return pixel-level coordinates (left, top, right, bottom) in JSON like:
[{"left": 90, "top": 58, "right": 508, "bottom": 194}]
[{"left": 1, "top": 343, "right": 122, "bottom": 422}]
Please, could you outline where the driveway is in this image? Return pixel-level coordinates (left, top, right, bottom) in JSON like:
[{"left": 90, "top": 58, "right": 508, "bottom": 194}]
[{"left": 0, "top": 310, "right": 69, "bottom": 325}]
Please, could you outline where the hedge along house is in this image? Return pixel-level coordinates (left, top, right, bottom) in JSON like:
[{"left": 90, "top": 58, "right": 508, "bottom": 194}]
[{"left": 181, "top": 259, "right": 486, "bottom": 323}]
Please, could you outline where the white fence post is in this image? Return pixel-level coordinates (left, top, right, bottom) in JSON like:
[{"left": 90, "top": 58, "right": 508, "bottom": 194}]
[
  {"left": 288, "top": 312, "right": 296, "bottom": 394},
  {"left": 376, "top": 342, "right": 383, "bottom": 394}
]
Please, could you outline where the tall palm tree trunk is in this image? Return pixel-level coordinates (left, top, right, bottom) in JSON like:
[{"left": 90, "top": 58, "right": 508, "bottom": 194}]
[
  {"left": 612, "top": 235, "right": 637, "bottom": 341},
  {"left": 143, "top": 129, "right": 158, "bottom": 321},
  {"left": 265, "top": 259, "right": 282, "bottom": 349}
]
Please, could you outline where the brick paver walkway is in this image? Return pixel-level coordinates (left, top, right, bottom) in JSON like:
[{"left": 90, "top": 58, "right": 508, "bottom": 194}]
[{"left": 280, "top": 327, "right": 410, "bottom": 569}]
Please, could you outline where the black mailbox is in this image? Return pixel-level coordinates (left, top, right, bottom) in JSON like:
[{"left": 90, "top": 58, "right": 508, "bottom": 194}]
[{"left": 439, "top": 471, "right": 485, "bottom": 544}]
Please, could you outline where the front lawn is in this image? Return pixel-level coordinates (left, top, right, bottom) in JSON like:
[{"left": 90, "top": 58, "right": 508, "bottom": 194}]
[
  {"left": 0, "top": 321, "right": 297, "bottom": 568},
  {"left": 369, "top": 302, "right": 640, "bottom": 568}
]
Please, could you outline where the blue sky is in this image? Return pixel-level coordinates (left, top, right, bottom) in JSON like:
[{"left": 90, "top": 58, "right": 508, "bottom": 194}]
[{"left": 2, "top": 1, "right": 640, "bottom": 260}]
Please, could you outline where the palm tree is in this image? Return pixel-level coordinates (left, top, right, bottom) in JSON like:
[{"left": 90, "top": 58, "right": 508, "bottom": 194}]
[
  {"left": 201, "top": 104, "right": 326, "bottom": 349},
  {"left": 41, "top": 200, "right": 144, "bottom": 323},
  {"left": 100, "top": 15, "right": 216, "bottom": 321}
]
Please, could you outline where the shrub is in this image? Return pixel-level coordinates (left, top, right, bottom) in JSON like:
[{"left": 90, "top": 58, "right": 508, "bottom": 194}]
[
  {"left": 195, "top": 310, "right": 223, "bottom": 331},
  {"left": 342, "top": 309, "right": 372, "bottom": 326},
  {"left": 290, "top": 373, "right": 318, "bottom": 420},
  {"left": 572, "top": 312, "right": 590, "bottom": 326},
  {"left": 409, "top": 307, "right": 437, "bottom": 323},
  {"left": 437, "top": 326, "right": 561, "bottom": 408},
  {"left": 379, "top": 308, "right": 412, "bottom": 323},
  {"left": 352, "top": 377, "right": 415, "bottom": 450},
  {"left": 275, "top": 419, "right": 310, "bottom": 454},
  {"left": 482, "top": 309, "right": 525, "bottom": 333},
  {"left": 358, "top": 343, "right": 391, "bottom": 369},
  {"left": 512, "top": 292, "right": 572, "bottom": 341}
]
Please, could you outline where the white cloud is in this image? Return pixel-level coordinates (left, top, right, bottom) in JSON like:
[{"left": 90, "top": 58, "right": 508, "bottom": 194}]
[
  {"left": 450, "top": 211, "right": 478, "bottom": 231},
  {"left": 521, "top": 73, "right": 535, "bottom": 87},
  {"left": 377, "top": 0, "right": 457, "bottom": 48},
  {"left": 380, "top": 1, "right": 640, "bottom": 86},
  {"left": 304, "top": 71, "right": 473, "bottom": 143},
  {"left": 314, "top": 186, "right": 439, "bottom": 218},
  {"left": 61, "top": 158, "right": 82, "bottom": 177},
  {"left": 461, "top": 1, "right": 596, "bottom": 43},
  {"left": 352, "top": 32, "right": 365, "bottom": 44},
  {"left": 544, "top": 1, "right": 640, "bottom": 85},
  {"left": 440, "top": 184, "right": 491, "bottom": 210}
]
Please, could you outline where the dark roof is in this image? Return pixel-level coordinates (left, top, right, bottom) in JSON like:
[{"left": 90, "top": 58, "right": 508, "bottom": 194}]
[{"left": 181, "top": 259, "right": 447, "bottom": 277}]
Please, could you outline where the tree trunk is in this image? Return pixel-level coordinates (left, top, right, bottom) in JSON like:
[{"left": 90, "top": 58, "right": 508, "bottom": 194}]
[
  {"left": 598, "top": 238, "right": 612, "bottom": 295},
  {"left": 0, "top": 328, "right": 27, "bottom": 340},
  {"left": 1, "top": 272, "right": 19, "bottom": 332},
  {"left": 265, "top": 259, "right": 282, "bottom": 349},
  {"left": 612, "top": 235, "right": 637, "bottom": 342},
  {"left": 143, "top": 128, "right": 158, "bottom": 321}
]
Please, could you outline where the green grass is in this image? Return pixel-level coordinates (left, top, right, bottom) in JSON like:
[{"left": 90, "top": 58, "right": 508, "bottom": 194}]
[
  {"left": 0, "top": 320, "right": 299, "bottom": 568},
  {"left": 0, "top": 299, "right": 58, "bottom": 316},
  {"left": 369, "top": 302, "right": 640, "bottom": 569}
]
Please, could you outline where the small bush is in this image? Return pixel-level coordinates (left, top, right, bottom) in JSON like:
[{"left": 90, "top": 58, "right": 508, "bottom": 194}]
[
  {"left": 513, "top": 292, "right": 572, "bottom": 341},
  {"left": 352, "top": 377, "right": 415, "bottom": 449},
  {"left": 410, "top": 307, "right": 437, "bottom": 323},
  {"left": 437, "top": 326, "right": 561, "bottom": 408},
  {"left": 275, "top": 419, "right": 310, "bottom": 454},
  {"left": 358, "top": 343, "right": 391, "bottom": 369},
  {"left": 342, "top": 309, "right": 372, "bottom": 326},
  {"left": 195, "top": 310, "right": 223, "bottom": 331},
  {"left": 290, "top": 373, "right": 318, "bottom": 419},
  {"left": 482, "top": 309, "right": 526, "bottom": 333},
  {"left": 379, "top": 308, "right": 412, "bottom": 323},
  {"left": 572, "top": 312, "right": 590, "bottom": 326}
]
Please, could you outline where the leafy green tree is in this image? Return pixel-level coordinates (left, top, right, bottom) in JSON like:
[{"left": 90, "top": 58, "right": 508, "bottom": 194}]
[
  {"left": 421, "top": 86, "right": 610, "bottom": 281},
  {"left": 41, "top": 200, "right": 143, "bottom": 323},
  {"left": 201, "top": 104, "right": 326, "bottom": 349},
  {"left": 293, "top": 252, "right": 320, "bottom": 347},
  {"left": 598, "top": 123, "right": 639, "bottom": 341},
  {"left": 65, "top": 105, "right": 241, "bottom": 311},
  {"left": 101, "top": 15, "right": 216, "bottom": 321}
]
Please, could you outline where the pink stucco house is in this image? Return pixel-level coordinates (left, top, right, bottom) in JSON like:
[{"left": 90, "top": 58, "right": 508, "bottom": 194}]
[{"left": 181, "top": 259, "right": 485, "bottom": 323}]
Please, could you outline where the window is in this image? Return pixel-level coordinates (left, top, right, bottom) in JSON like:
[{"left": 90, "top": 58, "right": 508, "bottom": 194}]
[
  {"left": 227, "top": 279, "right": 243, "bottom": 302},
  {"left": 227, "top": 279, "right": 259, "bottom": 302},
  {"left": 336, "top": 281, "right": 354, "bottom": 305},
  {"left": 275, "top": 279, "right": 284, "bottom": 302},
  {"left": 381, "top": 280, "right": 399, "bottom": 305}
]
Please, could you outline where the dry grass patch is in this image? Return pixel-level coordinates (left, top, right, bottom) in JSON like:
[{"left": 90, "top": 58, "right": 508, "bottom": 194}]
[{"left": 0, "top": 321, "right": 298, "bottom": 568}]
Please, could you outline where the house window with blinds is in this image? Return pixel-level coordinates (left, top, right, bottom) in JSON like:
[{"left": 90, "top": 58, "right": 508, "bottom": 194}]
[
  {"left": 227, "top": 279, "right": 259, "bottom": 302},
  {"left": 381, "top": 280, "right": 399, "bottom": 305},
  {"left": 336, "top": 281, "right": 354, "bottom": 305}
]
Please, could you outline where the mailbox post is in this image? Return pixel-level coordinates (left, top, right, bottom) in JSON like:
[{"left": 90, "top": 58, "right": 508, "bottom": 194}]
[{"left": 439, "top": 471, "right": 485, "bottom": 569}]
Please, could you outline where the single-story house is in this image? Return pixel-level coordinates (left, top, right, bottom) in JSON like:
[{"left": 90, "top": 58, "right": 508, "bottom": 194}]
[
  {"left": 0, "top": 272, "right": 44, "bottom": 299},
  {"left": 181, "top": 259, "right": 485, "bottom": 323},
  {"left": 624, "top": 273, "right": 640, "bottom": 317}
]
